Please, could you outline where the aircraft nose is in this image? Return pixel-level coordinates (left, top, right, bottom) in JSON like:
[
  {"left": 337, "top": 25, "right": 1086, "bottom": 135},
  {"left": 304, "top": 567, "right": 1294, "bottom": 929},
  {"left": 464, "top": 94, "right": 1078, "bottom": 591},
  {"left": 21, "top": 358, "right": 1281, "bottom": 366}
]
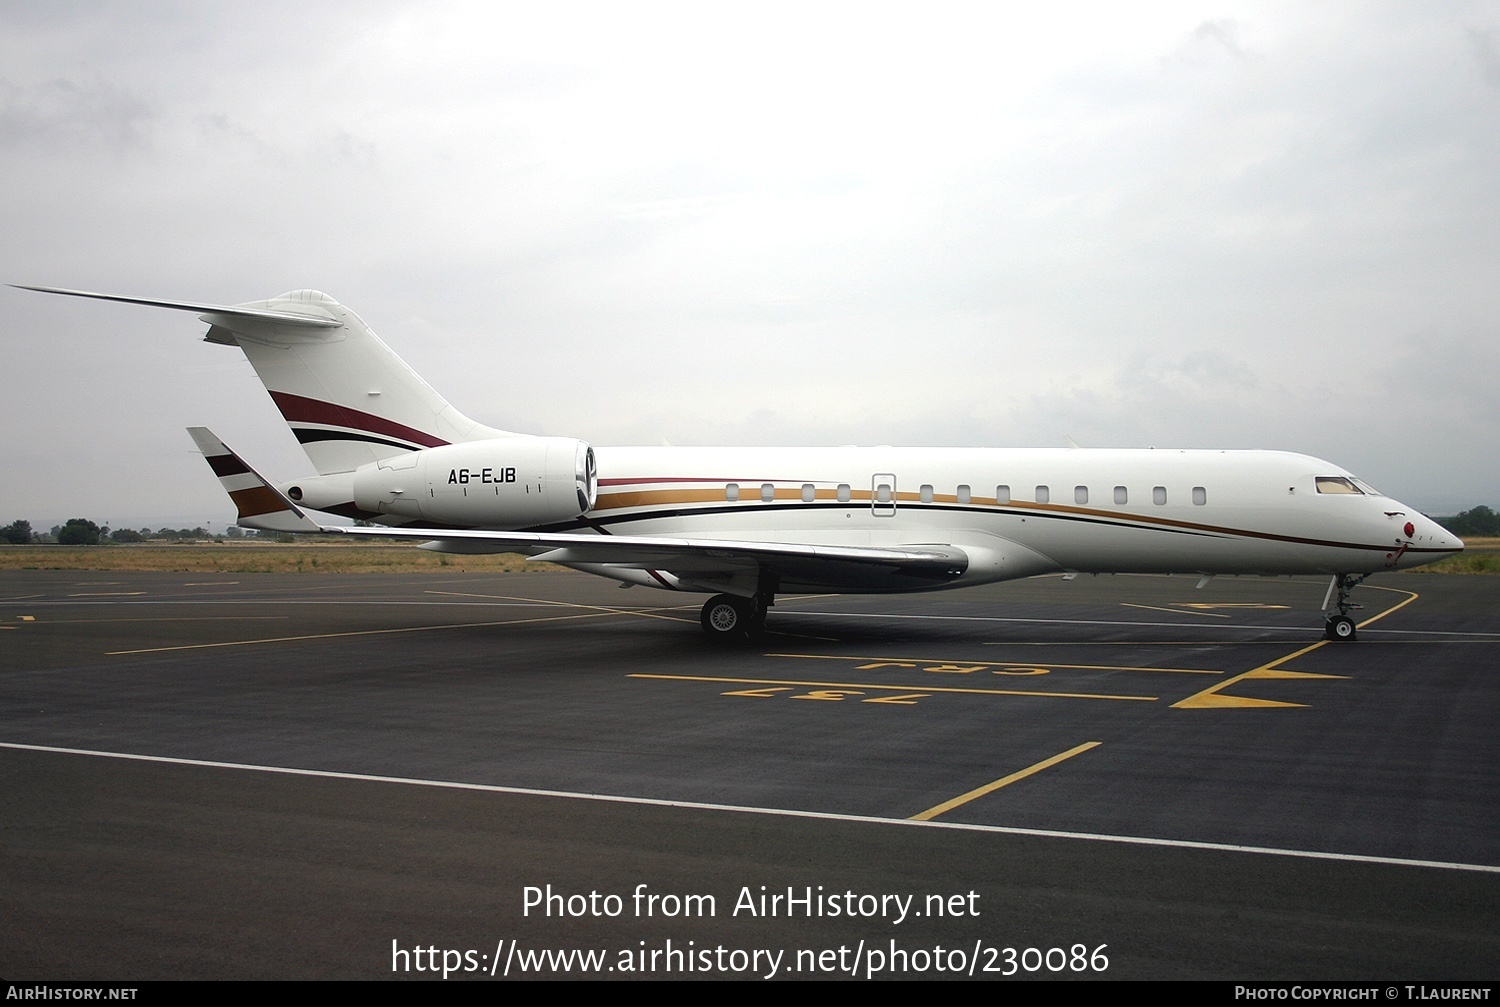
[{"left": 1411, "top": 513, "right": 1463, "bottom": 556}]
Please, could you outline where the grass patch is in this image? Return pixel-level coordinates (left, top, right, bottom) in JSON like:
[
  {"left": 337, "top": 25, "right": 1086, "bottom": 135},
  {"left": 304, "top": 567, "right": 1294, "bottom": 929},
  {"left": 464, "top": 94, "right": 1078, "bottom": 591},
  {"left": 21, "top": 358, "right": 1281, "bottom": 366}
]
[
  {"left": 0, "top": 542, "right": 561, "bottom": 574},
  {"left": 1415, "top": 537, "right": 1500, "bottom": 574}
]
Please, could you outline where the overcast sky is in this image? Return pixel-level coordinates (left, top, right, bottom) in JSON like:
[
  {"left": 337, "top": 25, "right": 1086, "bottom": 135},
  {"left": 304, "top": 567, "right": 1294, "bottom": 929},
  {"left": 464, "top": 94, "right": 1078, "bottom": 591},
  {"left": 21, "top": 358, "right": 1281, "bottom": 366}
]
[{"left": 2, "top": 2, "right": 1497, "bottom": 529}]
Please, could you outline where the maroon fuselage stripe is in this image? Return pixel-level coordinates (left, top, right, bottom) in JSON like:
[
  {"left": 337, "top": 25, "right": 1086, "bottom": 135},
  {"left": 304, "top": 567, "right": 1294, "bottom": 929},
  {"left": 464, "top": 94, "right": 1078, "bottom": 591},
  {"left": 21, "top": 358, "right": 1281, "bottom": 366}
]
[{"left": 268, "top": 391, "right": 449, "bottom": 449}]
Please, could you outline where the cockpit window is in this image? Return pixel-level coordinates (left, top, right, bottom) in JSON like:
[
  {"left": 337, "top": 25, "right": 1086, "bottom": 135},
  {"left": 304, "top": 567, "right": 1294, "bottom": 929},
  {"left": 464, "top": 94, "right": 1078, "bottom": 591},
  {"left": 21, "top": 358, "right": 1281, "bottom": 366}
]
[
  {"left": 1351, "top": 477, "right": 1383, "bottom": 497},
  {"left": 1315, "top": 476, "right": 1363, "bottom": 495}
]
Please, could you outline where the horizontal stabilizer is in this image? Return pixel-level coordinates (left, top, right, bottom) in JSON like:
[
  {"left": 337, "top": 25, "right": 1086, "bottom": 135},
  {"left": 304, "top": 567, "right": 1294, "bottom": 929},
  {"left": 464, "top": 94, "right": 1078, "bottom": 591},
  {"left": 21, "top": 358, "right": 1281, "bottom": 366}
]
[
  {"left": 187, "top": 427, "right": 321, "bottom": 533},
  {"left": 13, "top": 285, "right": 342, "bottom": 328}
]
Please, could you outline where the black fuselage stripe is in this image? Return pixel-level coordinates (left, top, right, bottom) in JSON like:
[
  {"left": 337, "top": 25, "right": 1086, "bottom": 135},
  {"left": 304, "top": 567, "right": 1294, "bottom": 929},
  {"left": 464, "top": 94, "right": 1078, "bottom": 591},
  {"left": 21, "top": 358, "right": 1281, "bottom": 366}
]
[{"left": 292, "top": 428, "right": 422, "bottom": 452}]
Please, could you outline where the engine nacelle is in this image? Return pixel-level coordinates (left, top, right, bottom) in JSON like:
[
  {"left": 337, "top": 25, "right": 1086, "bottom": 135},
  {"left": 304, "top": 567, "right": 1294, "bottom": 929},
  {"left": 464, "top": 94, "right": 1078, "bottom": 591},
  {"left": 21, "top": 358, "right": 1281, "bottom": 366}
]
[{"left": 352, "top": 437, "right": 597, "bottom": 527}]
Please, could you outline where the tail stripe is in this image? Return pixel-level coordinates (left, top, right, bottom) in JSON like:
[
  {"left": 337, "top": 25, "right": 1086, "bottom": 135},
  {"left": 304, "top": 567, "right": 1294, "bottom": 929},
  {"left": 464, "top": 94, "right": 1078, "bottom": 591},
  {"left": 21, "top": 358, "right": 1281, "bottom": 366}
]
[
  {"left": 205, "top": 454, "right": 251, "bottom": 478},
  {"left": 268, "top": 391, "right": 450, "bottom": 450},
  {"left": 229, "top": 485, "right": 291, "bottom": 518},
  {"left": 291, "top": 428, "right": 424, "bottom": 452},
  {"left": 186, "top": 427, "right": 321, "bottom": 533}
]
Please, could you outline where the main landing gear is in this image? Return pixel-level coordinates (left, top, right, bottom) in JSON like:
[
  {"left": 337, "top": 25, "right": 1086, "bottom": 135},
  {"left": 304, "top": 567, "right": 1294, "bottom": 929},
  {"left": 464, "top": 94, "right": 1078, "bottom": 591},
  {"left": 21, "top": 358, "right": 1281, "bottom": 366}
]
[
  {"left": 1323, "top": 573, "right": 1368, "bottom": 642},
  {"left": 700, "top": 593, "right": 770, "bottom": 642}
]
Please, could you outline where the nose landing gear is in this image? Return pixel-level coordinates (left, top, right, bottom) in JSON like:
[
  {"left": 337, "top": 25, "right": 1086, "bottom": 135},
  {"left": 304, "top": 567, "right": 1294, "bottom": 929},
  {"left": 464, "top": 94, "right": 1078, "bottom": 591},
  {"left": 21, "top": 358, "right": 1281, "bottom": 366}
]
[{"left": 1322, "top": 573, "right": 1368, "bottom": 641}]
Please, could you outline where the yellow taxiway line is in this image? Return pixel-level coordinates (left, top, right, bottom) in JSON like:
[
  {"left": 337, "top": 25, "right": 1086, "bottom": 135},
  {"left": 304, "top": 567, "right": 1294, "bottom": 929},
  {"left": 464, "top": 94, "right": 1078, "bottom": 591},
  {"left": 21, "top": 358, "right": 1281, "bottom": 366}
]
[
  {"left": 911, "top": 742, "right": 1103, "bottom": 821},
  {"left": 1171, "top": 587, "right": 1417, "bottom": 709},
  {"left": 766, "top": 652, "right": 1219, "bottom": 675},
  {"left": 629, "top": 673, "right": 1155, "bottom": 702},
  {"left": 106, "top": 610, "right": 624, "bottom": 655}
]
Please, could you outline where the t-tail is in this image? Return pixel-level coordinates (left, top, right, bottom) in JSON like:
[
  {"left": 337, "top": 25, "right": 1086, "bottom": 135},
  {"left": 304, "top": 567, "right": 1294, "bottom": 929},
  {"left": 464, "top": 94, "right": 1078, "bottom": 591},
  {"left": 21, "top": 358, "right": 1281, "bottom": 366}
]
[{"left": 14, "top": 285, "right": 512, "bottom": 475}]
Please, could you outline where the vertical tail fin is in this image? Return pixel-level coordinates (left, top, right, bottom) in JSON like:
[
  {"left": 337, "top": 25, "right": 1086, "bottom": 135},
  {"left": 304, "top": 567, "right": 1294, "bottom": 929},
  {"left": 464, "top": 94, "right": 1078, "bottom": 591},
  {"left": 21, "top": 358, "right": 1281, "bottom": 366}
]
[
  {"left": 17, "top": 285, "right": 512, "bottom": 475},
  {"left": 206, "top": 290, "right": 514, "bottom": 475}
]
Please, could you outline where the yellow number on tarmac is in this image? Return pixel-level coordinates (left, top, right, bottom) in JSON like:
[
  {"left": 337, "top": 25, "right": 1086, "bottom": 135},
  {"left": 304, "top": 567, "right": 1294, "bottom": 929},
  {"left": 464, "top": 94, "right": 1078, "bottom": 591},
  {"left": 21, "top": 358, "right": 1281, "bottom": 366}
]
[
  {"left": 862, "top": 693, "right": 929, "bottom": 705},
  {"left": 791, "top": 689, "right": 865, "bottom": 701}
]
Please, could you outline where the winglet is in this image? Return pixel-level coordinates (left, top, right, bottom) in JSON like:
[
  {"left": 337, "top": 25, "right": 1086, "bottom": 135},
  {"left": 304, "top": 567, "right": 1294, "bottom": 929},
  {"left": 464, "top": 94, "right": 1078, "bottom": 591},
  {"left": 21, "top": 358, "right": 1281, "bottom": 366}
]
[{"left": 187, "top": 427, "right": 322, "bottom": 533}]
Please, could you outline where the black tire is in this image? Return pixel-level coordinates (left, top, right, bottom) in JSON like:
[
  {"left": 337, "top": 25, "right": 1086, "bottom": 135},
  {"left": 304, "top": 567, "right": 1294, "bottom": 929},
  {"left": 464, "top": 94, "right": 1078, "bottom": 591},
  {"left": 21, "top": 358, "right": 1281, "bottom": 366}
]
[
  {"left": 701, "top": 594, "right": 749, "bottom": 638},
  {"left": 1325, "top": 615, "right": 1357, "bottom": 642}
]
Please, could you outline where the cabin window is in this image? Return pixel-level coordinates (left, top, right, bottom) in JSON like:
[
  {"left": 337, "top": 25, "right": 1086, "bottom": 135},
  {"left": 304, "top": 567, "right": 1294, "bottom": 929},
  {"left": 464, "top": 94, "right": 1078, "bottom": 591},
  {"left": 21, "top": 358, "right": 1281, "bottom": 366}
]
[
  {"left": 1036, "top": 485, "right": 1050, "bottom": 504},
  {"left": 837, "top": 483, "right": 851, "bottom": 503},
  {"left": 761, "top": 483, "right": 775, "bottom": 502},
  {"left": 801, "top": 483, "right": 815, "bottom": 502},
  {"left": 1074, "top": 485, "right": 1088, "bottom": 505},
  {"left": 957, "top": 484, "right": 971, "bottom": 504},
  {"left": 1192, "top": 486, "right": 1207, "bottom": 506},
  {"left": 1153, "top": 486, "right": 1167, "bottom": 505},
  {"left": 1114, "top": 485, "right": 1128, "bottom": 505},
  {"left": 920, "top": 484, "right": 934, "bottom": 503},
  {"left": 996, "top": 485, "right": 1011, "bottom": 504},
  {"left": 725, "top": 483, "right": 739, "bottom": 502},
  {"left": 875, "top": 482, "right": 893, "bottom": 503},
  {"left": 1316, "top": 476, "right": 1363, "bottom": 495}
]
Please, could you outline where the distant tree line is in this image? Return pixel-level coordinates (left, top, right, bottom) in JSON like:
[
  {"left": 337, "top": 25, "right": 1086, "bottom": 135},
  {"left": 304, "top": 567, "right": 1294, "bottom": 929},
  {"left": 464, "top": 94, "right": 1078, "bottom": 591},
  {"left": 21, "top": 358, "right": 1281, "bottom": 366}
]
[
  {"left": 2, "top": 519, "right": 255, "bottom": 544},
  {"left": 1433, "top": 506, "right": 1500, "bottom": 538}
]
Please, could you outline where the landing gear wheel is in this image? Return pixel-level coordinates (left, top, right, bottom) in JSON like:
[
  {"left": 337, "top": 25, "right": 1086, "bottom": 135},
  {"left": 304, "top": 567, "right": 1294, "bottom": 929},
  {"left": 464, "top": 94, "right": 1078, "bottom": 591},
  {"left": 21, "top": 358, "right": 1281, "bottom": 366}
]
[
  {"left": 701, "top": 594, "right": 751, "bottom": 640},
  {"left": 1324, "top": 615, "right": 1357, "bottom": 642}
]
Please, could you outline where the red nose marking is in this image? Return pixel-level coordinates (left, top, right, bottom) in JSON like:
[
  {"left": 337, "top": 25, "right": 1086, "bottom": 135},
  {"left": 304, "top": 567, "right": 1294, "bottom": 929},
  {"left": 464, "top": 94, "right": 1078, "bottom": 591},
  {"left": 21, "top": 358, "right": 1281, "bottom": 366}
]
[{"left": 1404, "top": 521, "right": 1415, "bottom": 538}]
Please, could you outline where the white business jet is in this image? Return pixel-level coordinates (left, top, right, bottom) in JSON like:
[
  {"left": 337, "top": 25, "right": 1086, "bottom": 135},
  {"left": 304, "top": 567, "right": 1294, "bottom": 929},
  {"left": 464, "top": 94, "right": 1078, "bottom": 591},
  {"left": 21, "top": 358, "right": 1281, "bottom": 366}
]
[{"left": 17, "top": 285, "right": 1463, "bottom": 641}]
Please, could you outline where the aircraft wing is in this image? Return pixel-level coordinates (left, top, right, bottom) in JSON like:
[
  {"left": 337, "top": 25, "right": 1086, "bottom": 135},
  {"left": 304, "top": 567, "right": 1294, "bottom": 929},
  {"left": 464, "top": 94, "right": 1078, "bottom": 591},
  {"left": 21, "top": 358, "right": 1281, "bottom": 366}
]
[{"left": 328, "top": 522, "right": 970, "bottom": 591}]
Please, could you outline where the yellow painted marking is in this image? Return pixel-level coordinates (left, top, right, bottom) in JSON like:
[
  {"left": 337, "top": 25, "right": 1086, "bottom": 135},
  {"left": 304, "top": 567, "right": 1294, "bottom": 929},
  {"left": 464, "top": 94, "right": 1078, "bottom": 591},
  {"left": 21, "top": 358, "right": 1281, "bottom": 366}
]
[
  {"left": 1357, "top": 585, "right": 1420, "bottom": 628},
  {"left": 1179, "top": 693, "right": 1306, "bottom": 709},
  {"left": 767, "top": 652, "right": 1218, "bottom": 675},
  {"left": 722, "top": 687, "right": 793, "bottom": 698},
  {"left": 791, "top": 689, "right": 865, "bottom": 701},
  {"left": 1178, "top": 603, "right": 1290, "bottom": 610},
  {"left": 924, "top": 664, "right": 990, "bottom": 674},
  {"left": 0, "top": 626, "right": 13, "bottom": 631},
  {"left": 631, "top": 674, "right": 1155, "bottom": 702},
  {"left": 911, "top": 742, "right": 1102, "bottom": 821},
  {"left": 1122, "top": 603, "right": 1230, "bottom": 618},
  {"left": 20, "top": 616, "right": 36, "bottom": 621},
  {"left": 1173, "top": 640, "right": 1329, "bottom": 709},
  {"left": 1244, "top": 668, "right": 1344, "bottom": 681},
  {"left": 106, "top": 610, "right": 621, "bottom": 655},
  {"left": 857, "top": 662, "right": 917, "bottom": 670},
  {"left": 68, "top": 591, "right": 146, "bottom": 597},
  {"left": 1172, "top": 588, "right": 1418, "bottom": 710},
  {"left": 863, "top": 693, "right": 927, "bottom": 705}
]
